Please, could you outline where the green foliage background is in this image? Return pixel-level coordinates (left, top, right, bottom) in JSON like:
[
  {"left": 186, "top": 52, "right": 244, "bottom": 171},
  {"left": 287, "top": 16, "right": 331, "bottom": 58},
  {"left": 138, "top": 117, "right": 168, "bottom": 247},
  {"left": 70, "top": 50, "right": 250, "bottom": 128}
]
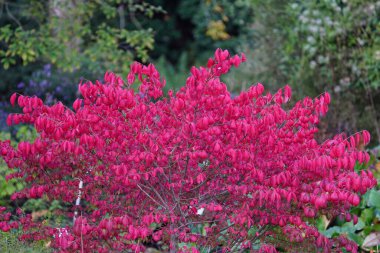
[{"left": 245, "top": 0, "right": 380, "bottom": 145}]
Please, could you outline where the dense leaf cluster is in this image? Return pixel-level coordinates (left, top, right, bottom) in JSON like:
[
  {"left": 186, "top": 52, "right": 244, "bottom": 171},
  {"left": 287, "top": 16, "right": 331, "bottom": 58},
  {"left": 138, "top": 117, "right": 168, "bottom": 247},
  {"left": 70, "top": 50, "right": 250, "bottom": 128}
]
[{"left": 0, "top": 49, "right": 377, "bottom": 252}]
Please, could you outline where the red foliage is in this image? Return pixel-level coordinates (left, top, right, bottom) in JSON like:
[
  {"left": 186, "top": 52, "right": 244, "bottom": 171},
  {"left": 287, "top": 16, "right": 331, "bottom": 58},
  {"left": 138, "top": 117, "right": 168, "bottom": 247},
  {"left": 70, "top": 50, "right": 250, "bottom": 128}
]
[{"left": 0, "top": 49, "right": 376, "bottom": 252}]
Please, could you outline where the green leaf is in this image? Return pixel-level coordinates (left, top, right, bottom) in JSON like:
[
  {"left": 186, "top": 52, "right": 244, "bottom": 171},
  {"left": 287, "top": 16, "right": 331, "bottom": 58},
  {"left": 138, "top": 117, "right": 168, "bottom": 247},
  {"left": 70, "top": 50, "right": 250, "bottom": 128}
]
[
  {"left": 248, "top": 226, "right": 258, "bottom": 236},
  {"left": 372, "top": 224, "right": 380, "bottom": 232},
  {"left": 368, "top": 190, "right": 380, "bottom": 208},
  {"left": 323, "top": 226, "right": 341, "bottom": 238},
  {"left": 316, "top": 215, "right": 329, "bottom": 231},
  {"left": 348, "top": 232, "right": 364, "bottom": 246},
  {"left": 353, "top": 218, "right": 365, "bottom": 231},
  {"left": 339, "top": 218, "right": 365, "bottom": 234},
  {"left": 361, "top": 208, "right": 375, "bottom": 225}
]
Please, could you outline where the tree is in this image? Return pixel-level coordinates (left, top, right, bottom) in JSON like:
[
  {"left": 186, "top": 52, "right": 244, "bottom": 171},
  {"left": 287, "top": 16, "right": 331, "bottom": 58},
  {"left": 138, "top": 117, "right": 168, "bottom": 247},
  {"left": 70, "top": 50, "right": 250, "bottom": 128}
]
[
  {"left": 0, "top": 49, "right": 376, "bottom": 252},
  {"left": 0, "top": 0, "right": 158, "bottom": 72},
  {"left": 0, "top": 0, "right": 160, "bottom": 103},
  {"left": 0, "top": 0, "right": 255, "bottom": 105}
]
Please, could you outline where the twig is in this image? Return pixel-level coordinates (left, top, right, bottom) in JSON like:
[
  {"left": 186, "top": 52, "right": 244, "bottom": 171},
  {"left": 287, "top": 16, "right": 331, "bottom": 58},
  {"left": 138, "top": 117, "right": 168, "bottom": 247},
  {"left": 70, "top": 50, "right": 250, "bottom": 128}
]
[
  {"left": 137, "top": 183, "right": 166, "bottom": 210},
  {"left": 73, "top": 179, "right": 83, "bottom": 225},
  {"left": 5, "top": 2, "right": 23, "bottom": 29}
]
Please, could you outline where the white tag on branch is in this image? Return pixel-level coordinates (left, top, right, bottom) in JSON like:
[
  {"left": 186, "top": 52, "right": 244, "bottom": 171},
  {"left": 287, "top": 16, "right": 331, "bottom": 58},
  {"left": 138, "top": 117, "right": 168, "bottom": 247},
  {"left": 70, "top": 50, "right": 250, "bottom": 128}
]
[{"left": 197, "top": 207, "right": 205, "bottom": 215}]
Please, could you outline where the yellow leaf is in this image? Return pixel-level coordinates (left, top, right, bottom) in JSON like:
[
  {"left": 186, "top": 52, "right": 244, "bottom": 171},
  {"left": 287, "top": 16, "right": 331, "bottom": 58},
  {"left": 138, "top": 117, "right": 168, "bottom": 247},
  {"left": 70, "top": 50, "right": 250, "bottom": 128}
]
[
  {"left": 206, "top": 20, "right": 230, "bottom": 41},
  {"left": 213, "top": 4, "right": 223, "bottom": 13},
  {"left": 375, "top": 161, "right": 380, "bottom": 172}
]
